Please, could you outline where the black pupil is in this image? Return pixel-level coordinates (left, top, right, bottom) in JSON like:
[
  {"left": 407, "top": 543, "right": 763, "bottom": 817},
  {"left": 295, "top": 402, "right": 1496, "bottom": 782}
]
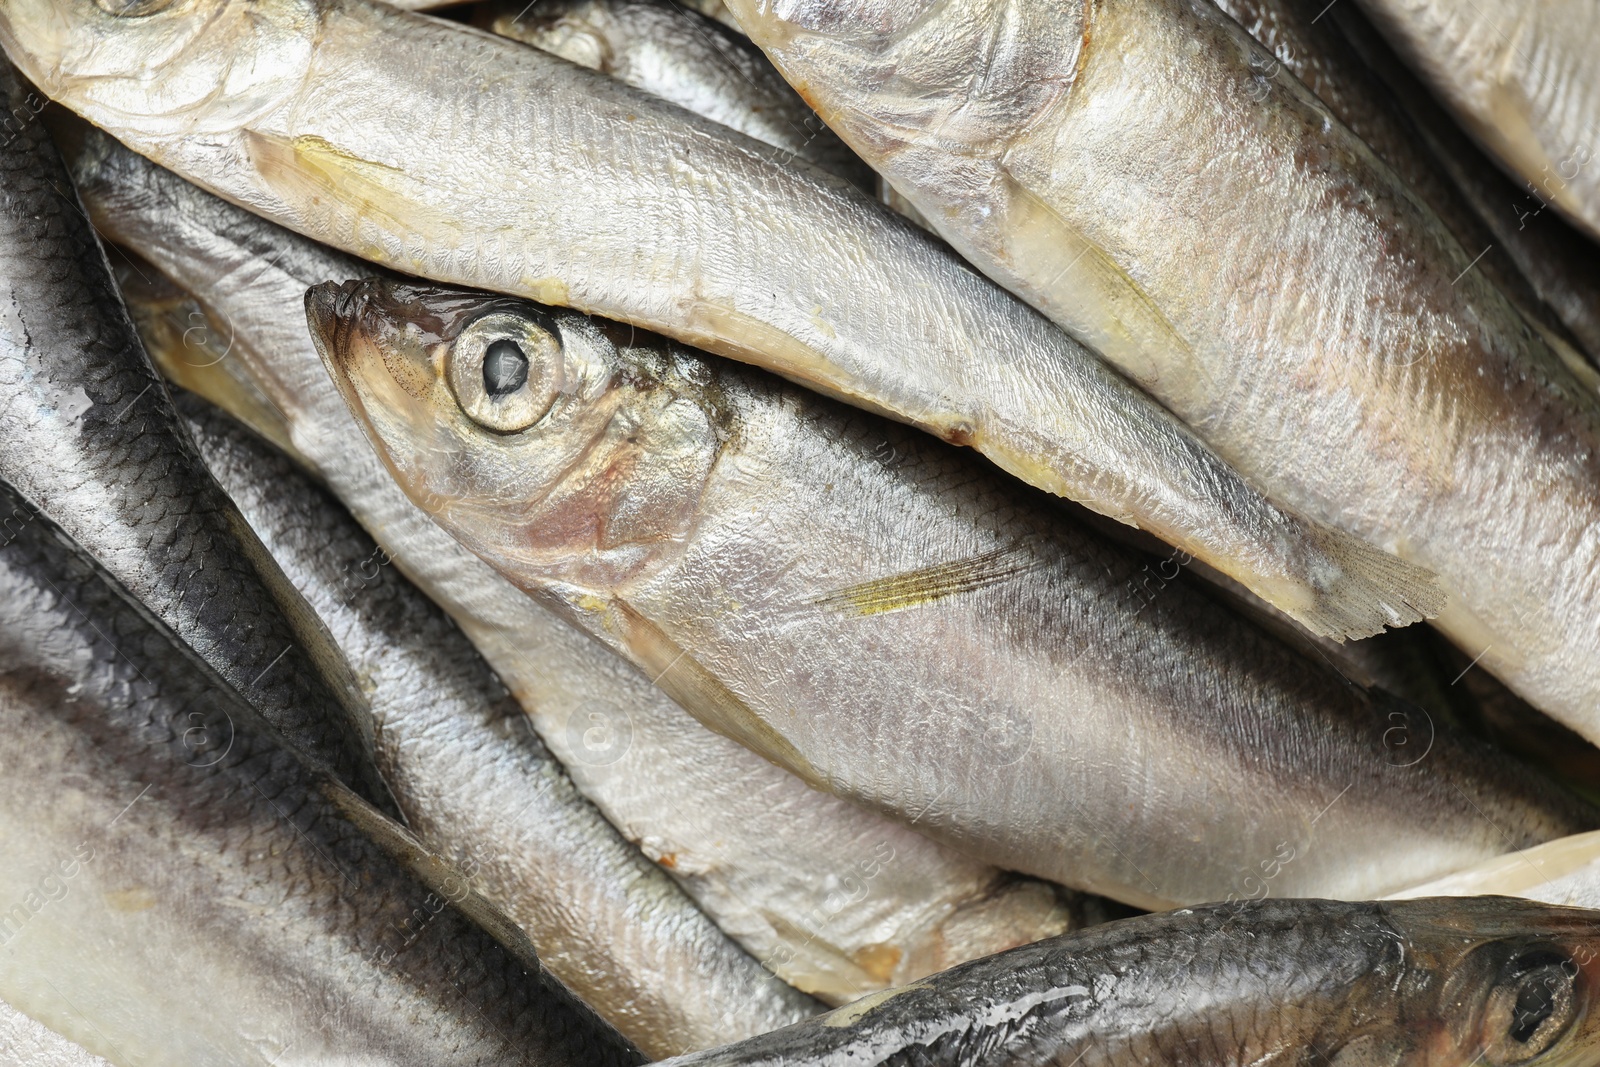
[
  {"left": 1510, "top": 972, "right": 1560, "bottom": 1043},
  {"left": 483, "top": 339, "right": 529, "bottom": 397}
]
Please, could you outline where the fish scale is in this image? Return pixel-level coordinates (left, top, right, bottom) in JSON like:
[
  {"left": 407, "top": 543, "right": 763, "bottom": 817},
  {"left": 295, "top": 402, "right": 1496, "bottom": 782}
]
[
  {"left": 0, "top": 477, "right": 644, "bottom": 1067},
  {"left": 0, "top": 0, "right": 1452, "bottom": 643},
  {"left": 314, "top": 277, "right": 1597, "bottom": 911},
  {"left": 658, "top": 898, "right": 1600, "bottom": 1066},
  {"left": 720, "top": 0, "right": 1600, "bottom": 739},
  {"left": 1350, "top": 0, "right": 1600, "bottom": 244},
  {"left": 172, "top": 387, "right": 826, "bottom": 1057},
  {"left": 0, "top": 59, "right": 397, "bottom": 816}
]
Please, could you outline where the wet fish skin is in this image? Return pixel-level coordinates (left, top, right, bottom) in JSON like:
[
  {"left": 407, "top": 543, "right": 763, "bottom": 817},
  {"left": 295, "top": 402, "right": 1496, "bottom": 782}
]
[
  {"left": 0, "top": 481, "right": 643, "bottom": 1067},
  {"left": 74, "top": 124, "right": 1085, "bottom": 1008},
  {"left": 478, "top": 0, "right": 871, "bottom": 188},
  {"left": 660, "top": 897, "right": 1600, "bottom": 1067},
  {"left": 725, "top": 0, "right": 1600, "bottom": 736},
  {"left": 0, "top": 0, "right": 1448, "bottom": 643},
  {"left": 315, "top": 278, "right": 1596, "bottom": 911},
  {"left": 0, "top": 61, "right": 395, "bottom": 813},
  {"left": 1326, "top": 3, "right": 1600, "bottom": 374},
  {"left": 1351, "top": 0, "right": 1600, "bottom": 244},
  {"left": 172, "top": 387, "right": 827, "bottom": 1056},
  {"left": 1209, "top": 0, "right": 1598, "bottom": 374},
  {"left": 110, "top": 253, "right": 304, "bottom": 461}
]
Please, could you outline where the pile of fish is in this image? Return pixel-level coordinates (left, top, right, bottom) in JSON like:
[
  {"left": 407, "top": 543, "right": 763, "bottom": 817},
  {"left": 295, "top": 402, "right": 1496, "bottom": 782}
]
[{"left": 0, "top": 0, "right": 1596, "bottom": 1062}]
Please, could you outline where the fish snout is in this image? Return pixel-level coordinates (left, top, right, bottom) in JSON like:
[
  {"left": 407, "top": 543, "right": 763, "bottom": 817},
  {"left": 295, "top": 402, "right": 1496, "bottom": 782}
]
[{"left": 305, "top": 279, "right": 374, "bottom": 351}]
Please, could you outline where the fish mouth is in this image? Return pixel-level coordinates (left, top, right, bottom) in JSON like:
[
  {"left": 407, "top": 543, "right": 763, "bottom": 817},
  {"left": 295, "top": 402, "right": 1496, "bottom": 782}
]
[
  {"left": 307, "top": 278, "right": 444, "bottom": 405},
  {"left": 305, "top": 278, "right": 375, "bottom": 369}
]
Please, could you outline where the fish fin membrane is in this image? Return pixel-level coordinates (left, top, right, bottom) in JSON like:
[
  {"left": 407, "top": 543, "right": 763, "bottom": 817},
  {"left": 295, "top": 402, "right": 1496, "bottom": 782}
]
[
  {"left": 1291, "top": 523, "right": 1446, "bottom": 642},
  {"left": 806, "top": 546, "right": 1040, "bottom": 617}
]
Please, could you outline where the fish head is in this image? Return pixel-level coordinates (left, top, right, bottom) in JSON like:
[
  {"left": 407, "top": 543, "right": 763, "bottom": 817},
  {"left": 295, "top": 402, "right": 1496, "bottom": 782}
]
[
  {"left": 0, "top": 0, "right": 318, "bottom": 136},
  {"left": 308, "top": 279, "right": 725, "bottom": 593},
  {"left": 1352, "top": 898, "right": 1600, "bottom": 1067}
]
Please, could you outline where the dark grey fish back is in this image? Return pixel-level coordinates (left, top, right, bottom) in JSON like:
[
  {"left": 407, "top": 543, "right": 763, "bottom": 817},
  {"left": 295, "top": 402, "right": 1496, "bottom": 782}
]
[
  {"left": 661, "top": 900, "right": 1411, "bottom": 1066},
  {"left": 0, "top": 63, "right": 395, "bottom": 813},
  {"left": 0, "top": 477, "right": 647, "bottom": 1067}
]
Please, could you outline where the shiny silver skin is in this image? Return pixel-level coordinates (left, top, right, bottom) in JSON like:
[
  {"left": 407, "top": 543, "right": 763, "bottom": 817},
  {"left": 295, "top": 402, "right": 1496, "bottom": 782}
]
[
  {"left": 0, "top": 59, "right": 396, "bottom": 813},
  {"left": 175, "top": 391, "right": 824, "bottom": 1056},
  {"left": 659, "top": 898, "right": 1600, "bottom": 1067},
  {"left": 478, "top": 0, "right": 870, "bottom": 187},
  {"left": 0, "top": 0, "right": 1448, "bottom": 643},
  {"left": 0, "top": 481, "right": 642, "bottom": 1067},
  {"left": 1211, "top": 0, "right": 1600, "bottom": 375},
  {"left": 1328, "top": 4, "right": 1600, "bottom": 373},
  {"left": 111, "top": 254, "right": 303, "bottom": 461},
  {"left": 1393, "top": 832, "right": 1600, "bottom": 911},
  {"left": 316, "top": 278, "right": 1597, "bottom": 912},
  {"left": 1353, "top": 0, "right": 1600, "bottom": 244},
  {"left": 727, "top": 0, "right": 1600, "bottom": 737},
  {"left": 72, "top": 126, "right": 1090, "bottom": 1005},
  {"left": 0, "top": 1001, "right": 108, "bottom": 1067}
]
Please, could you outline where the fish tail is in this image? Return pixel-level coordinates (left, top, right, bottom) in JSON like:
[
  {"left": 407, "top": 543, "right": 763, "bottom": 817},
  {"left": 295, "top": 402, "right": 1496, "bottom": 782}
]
[{"left": 1289, "top": 522, "right": 1447, "bottom": 641}]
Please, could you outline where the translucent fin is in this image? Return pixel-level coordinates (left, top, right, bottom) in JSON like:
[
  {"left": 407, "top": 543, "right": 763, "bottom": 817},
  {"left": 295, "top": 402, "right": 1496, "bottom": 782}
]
[
  {"left": 806, "top": 546, "right": 1041, "bottom": 617},
  {"left": 1286, "top": 521, "right": 1447, "bottom": 642}
]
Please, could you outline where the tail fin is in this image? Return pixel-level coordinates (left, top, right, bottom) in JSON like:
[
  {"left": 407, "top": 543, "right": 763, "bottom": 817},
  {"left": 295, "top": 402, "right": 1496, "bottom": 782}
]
[{"left": 1287, "top": 522, "right": 1446, "bottom": 641}]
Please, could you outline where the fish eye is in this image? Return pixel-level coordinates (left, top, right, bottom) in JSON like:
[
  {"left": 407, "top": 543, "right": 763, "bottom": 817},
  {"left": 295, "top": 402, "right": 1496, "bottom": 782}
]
[
  {"left": 483, "top": 340, "right": 530, "bottom": 397},
  {"left": 1480, "top": 950, "right": 1578, "bottom": 1065},
  {"left": 446, "top": 311, "right": 564, "bottom": 433},
  {"left": 93, "top": 0, "right": 176, "bottom": 15}
]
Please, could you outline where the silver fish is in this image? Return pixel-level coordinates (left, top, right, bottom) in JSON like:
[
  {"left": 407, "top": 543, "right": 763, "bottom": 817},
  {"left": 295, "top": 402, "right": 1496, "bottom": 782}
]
[
  {"left": 723, "top": 0, "right": 1600, "bottom": 739},
  {"left": 1392, "top": 832, "right": 1600, "bottom": 911},
  {"left": 478, "top": 0, "right": 870, "bottom": 187},
  {"left": 0, "top": 480, "right": 642, "bottom": 1067},
  {"left": 1352, "top": 0, "right": 1600, "bottom": 245},
  {"left": 1210, "top": 0, "right": 1600, "bottom": 375},
  {"left": 0, "top": 0, "right": 1446, "bottom": 642},
  {"left": 0, "top": 57, "right": 397, "bottom": 813},
  {"left": 312, "top": 277, "right": 1594, "bottom": 911},
  {"left": 174, "top": 388, "right": 825, "bottom": 1056},
  {"left": 660, "top": 897, "right": 1600, "bottom": 1067},
  {"left": 1326, "top": 3, "right": 1600, "bottom": 373},
  {"left": 110, "top": 253, "right": 303, "bottom": 461},
  {"left": 73, "top": 123, "right": 1090, "bottom": 1005}
]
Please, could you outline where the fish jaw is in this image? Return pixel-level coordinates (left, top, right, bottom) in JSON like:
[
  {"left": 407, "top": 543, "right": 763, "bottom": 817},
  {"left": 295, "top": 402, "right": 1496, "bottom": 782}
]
[{"left": 308, "top": 279, "right": 721, "bottom": 596}]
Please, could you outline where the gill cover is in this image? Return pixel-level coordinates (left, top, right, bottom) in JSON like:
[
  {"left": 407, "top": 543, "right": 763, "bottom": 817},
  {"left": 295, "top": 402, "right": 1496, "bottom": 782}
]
[{"left": 0, "top": 0, "right": 318, "bottom": 135}]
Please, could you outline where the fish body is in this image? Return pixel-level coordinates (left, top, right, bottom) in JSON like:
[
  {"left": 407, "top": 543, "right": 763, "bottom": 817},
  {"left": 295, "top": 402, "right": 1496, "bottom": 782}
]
[
  {"left": 1351, "top": 0, "right": 1600, "bottom": 244},
  {"left": 1393, "top": 833, "right": 1600, "bottom": 912},
  {"left": 479, "top": 0, "right": 869, "bottom": 186},
  {"left": 76, "top": 125, "right": 1088, "bottom": 1007},
  {"left": 175, "top": 390, "right": 826, "bottom": 1056},
  {"left": 0, "top": 1000, "right": 109, "bottom": 1067},
  {"left": 0, "top": 481, "right": 643, "bottom": 1067},
  {"left": 723, "top": 0, "right": 1600, "bottom": 735},
  {"left": 0, "top": 60, "right": 394, "bottom": 811},
  {"left": 110, "top": 254, "right": 303, "bottom": 462},
  {"left": 1210, "top": 0, "right": 1600, "bottom": 374},
  {"left": 314, "top": 278, "right": 1595, "bottom": 911},
  {"left": 659, "top": 897, "right": 1600, "bottom": 1067},
  {"left": 1325, "top": 4, "right": 1600, "bottom": 373},
  {"left": 0, "top": 0, "right": 1446, "bottom": 642}
]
